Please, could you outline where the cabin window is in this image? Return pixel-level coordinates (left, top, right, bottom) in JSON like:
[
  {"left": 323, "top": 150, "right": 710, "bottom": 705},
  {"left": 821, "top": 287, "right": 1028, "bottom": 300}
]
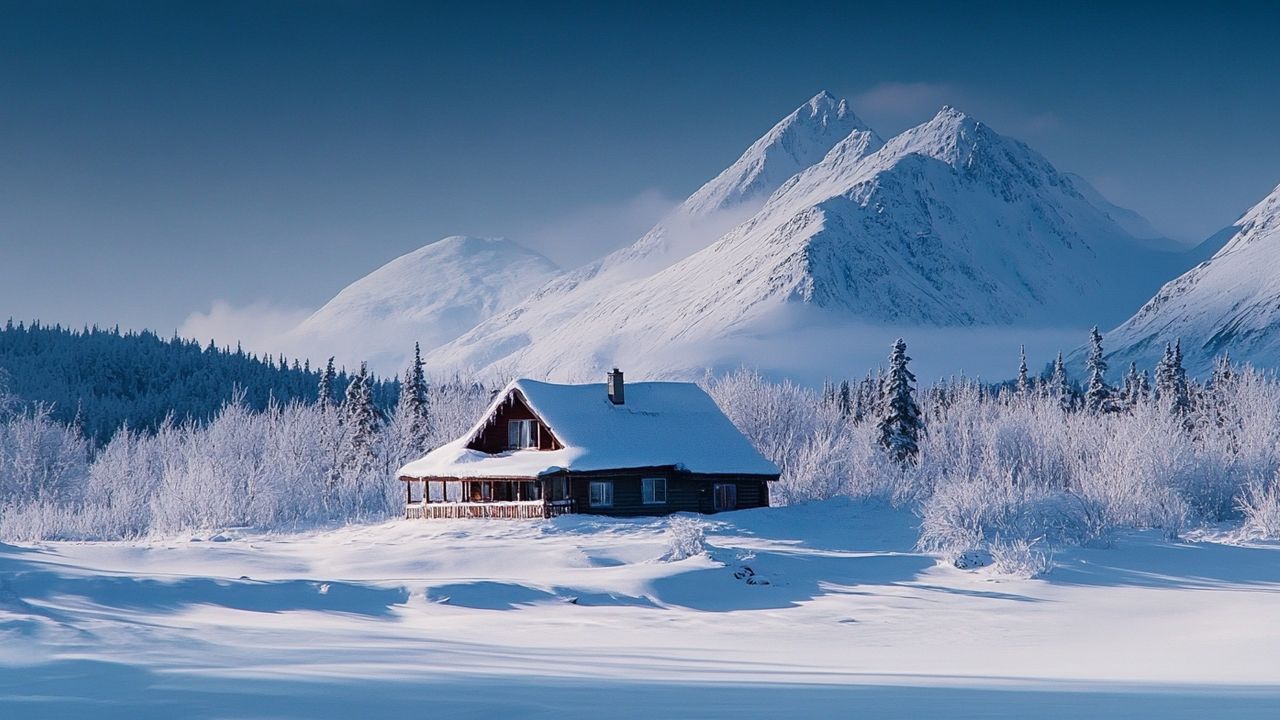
[
  {"left": 713, "top": 483, "right": 737, "bottom": 511},
  {"left": 507, "top": 419, "right": 539, "bottom": 449},
  {"left": 642, "top": 477, "right": 667, "bottom": 504},
  {"left": 589, "top": 481, "right": 614, "bottom": 508}
]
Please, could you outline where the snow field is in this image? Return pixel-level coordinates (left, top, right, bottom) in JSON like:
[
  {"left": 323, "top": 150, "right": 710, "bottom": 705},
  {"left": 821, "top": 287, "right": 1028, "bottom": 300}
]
[{"left": 3, "top": 500, "right": 1279, "bottom": 718}]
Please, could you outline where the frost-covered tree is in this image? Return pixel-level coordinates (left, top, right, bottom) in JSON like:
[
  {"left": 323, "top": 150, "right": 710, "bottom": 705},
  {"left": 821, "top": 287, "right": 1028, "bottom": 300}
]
[
  {"left": 1047, "top": 351, "right": 1073, "bottom": 411},
  {"left": 1119, "top": 361, "right": 1144, "bottom": 408},
  {"left": 1155, "top": 340, "right": 1190, "bottom": 414},
  {"left": 1210, "top": 352, "right": 1235, "bottom": 391},
  {"left": 1016, "top": 345, "right": 1030, "bottom": 397},
  {"left": 877, "top": 339, "right": 923, "bottom": 463},
  {"left": 340, "top": 363, "right": 378, "bottom": 471},
  {"left": 1084, "top": 326, "right": 1112, "bottom": 414}
]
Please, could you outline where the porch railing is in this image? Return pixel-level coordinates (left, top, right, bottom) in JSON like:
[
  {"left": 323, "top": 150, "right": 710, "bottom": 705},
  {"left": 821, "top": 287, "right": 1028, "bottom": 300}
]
[{"left": 405, "top": 499, "right": 576, "bottom": 520}]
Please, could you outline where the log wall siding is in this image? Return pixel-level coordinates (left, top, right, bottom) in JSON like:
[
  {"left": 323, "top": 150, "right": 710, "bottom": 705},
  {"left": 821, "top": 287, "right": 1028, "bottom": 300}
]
[
  {"left": 468, "top": 390, "right": 561, "bottom": 453},
  {"left": 557, "top": 469, "right": 773, "bottom": 517}
]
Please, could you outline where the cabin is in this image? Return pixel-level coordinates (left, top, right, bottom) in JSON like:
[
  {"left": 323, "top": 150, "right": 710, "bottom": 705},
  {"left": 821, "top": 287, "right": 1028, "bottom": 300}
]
[{"left": 396, "top": 369, "right": 780, "bottom": 519}]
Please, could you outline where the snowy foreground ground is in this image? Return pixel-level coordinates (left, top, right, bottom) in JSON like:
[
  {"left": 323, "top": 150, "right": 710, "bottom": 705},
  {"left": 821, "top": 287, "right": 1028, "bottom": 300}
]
[{"left": 3, "top": 501, "right": 1279, "bottom": 719}]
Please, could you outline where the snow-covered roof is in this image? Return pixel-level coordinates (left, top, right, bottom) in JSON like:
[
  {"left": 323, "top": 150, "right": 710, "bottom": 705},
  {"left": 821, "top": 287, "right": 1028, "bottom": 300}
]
[{"left": 397, "top": 379, "right": 780, "bottom": 479}]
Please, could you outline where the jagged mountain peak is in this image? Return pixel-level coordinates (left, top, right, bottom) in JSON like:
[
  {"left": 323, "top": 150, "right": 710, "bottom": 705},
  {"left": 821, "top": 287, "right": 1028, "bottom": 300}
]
[
  {"left": 682, "top": 92, "right": 879, "bottom": 216},
  {"left": 884, "top": 106, "right": 1024, "bottom": 170},
  {"left": 804, "top": 89, "right": 840, "bottom": 110}
]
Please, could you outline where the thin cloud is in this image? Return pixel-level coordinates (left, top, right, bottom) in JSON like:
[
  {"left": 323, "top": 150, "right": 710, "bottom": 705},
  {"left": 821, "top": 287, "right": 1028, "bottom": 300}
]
[
  {"left": 179, "top": 300, "right": 311, "bottom": 358},
  {"left": 852, "top": 81, "right": 965, "bottom": 133},
  {"left": 850, "top": 81, "right": 1063, "bottom": 140},
  {"left": 523, "top": 189, "right": 677, "bottom": 267}
]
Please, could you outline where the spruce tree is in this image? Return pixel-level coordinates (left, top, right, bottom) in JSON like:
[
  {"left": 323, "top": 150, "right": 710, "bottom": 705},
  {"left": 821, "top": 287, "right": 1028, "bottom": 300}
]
[
  {"left": 340, "top": 363, "right": 378, "bottom": 470},
  {"left": 1084, "top": 326, "right": 1112, "bottom": 414},
  {"left": 1156, "top": 340, "right": 1190, "bottom": 415},
  {"left": 1048, "top": 351, "right": 1072, "bottom": 411},
  {"left": 1205, "top": 353, "right": 1235, "bottom": 429},
  {"left": 395, "top": 343, "right": 431, "bottom": 455},
  {"left": 317, "top": 357, "right": 337, "bottom": 409},
  {"left": 1119, "top": 361, "right": 1142, "bottom": 408},
  {"left": 1016, "top": 345, "right": 1030, "bottom": 397},
  {"left": 877, "top": 338, "right": 923, "bottom": 463}
]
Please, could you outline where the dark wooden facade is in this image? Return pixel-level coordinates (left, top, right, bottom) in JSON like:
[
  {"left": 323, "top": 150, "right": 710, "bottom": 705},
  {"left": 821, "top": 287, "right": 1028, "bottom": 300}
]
[
  {"left": 467, "top": 390, "right": 562, "bottom": 453},
  {"left": 547, "top": 468, "right": 770, "bottom": 516}
]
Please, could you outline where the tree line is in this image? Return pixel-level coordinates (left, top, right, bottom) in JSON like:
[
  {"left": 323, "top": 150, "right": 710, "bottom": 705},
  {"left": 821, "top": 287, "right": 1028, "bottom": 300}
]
[{"left": 0, "top": 320, "right": 396, "bottom": 444}]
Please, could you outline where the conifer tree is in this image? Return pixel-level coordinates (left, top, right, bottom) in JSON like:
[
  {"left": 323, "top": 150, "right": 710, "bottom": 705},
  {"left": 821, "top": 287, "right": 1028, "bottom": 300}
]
[
  {"left": 1084, "top": 326, "right": 1112, "bottom": 414},
  {"left": 1048, "top": 351, "right": 1073, "bottom": 411},
  {"left": 1155, "top": 340, "right": 1190, "bottom": 414},
  {"left": 394, "top": 343, "right": 431, "bottom": 456},
  {"left": 877, "top": 339, "right": 923, "bottom": 463},
  {"left": 1016, "top": 345, "right": 1030, "bottom": 397},
  {"left": 1205, "top": 353, "right": 1236, "bottom": 429},
  {"left": 1119, "top": 361, "right": 1142, "bottom": 408},
  {"left": 317, "top": 357, "right": 337, "bottom": 409},
  {"left": 340, "top": 363, "right": 378, "bottom": 470}
]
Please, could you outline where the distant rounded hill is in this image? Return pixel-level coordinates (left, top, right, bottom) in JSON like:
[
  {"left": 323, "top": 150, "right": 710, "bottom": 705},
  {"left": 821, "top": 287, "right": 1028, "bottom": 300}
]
[{"left": 286, "top": 235, "right": 560, "bottom": 375}]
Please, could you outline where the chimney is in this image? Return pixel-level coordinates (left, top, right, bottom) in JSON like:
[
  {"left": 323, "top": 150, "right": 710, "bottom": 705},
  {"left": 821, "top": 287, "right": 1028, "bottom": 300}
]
[{"left": 607, "top": 368, "right": 625, "bottom": 405}]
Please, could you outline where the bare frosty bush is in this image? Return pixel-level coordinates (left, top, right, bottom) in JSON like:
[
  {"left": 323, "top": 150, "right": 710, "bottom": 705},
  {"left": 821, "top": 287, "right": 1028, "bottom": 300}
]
[
  {"left": 989, "top": 537, "right": 1052, "bottom": 578},
  {"left": 0, "top": 375, "right": 499, "bottom": 539},
  {"left": 663, "top": 515, "right": 707, "bottom": 561},
  {"left": 1238, "top": 473, "right": 1280, "bottom": 540}
]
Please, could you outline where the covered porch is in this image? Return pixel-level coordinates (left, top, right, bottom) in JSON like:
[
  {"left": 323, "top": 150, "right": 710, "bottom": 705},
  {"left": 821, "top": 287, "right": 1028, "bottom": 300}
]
[{"left": 401, "top": 476, "right": 577, "bottom": 520}]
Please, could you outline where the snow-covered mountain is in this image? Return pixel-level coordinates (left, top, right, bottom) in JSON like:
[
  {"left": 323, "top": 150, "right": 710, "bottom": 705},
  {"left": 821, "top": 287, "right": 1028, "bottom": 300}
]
[
  {"left": 430, "top": 106, "right": 1202, "bottom": 382},
  {"left": 287, "top": 236, "right": 559, "bottom": 373},
  {"left": 428, "top": 91, "right": 881, "bottom": 375},
  {"left": 1097, "top": 183, "right": 1280, "bottom": 376}
]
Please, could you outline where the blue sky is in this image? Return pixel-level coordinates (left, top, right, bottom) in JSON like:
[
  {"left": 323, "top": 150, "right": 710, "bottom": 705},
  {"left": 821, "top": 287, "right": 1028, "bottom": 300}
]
[{"left": 2, "top": 1, "right": 1278, "bottom": 340}]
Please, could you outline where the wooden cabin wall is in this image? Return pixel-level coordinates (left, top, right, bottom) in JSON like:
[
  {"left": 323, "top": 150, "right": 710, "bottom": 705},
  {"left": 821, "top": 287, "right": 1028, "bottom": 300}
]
[
  {"left": 562, "top": 470, "right": 773, "bottom": 517},
  {"left": 467, "top": 390, "right": 561, "bottom": 453}
]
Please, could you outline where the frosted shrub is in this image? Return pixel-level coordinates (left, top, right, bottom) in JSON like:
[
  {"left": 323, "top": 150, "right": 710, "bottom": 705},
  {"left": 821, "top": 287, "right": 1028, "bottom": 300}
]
[
  {"left": 1071, "top": 408, "right": 1190, "bottom": 541},
  {"left": 989, "top": 537, "right": 1052, "bottom": 578},
  {"left": 1238, "top": 475, "right": 1280, "bottom": 540},
  {"left": 664, "top": 515, "right": 707, "bottom": 561},
  {"left": 0, "top": 404, "right": 89, "bottom": 504},
  {"left": 706, "top": 368, "right": 911, "bottom": 505}
]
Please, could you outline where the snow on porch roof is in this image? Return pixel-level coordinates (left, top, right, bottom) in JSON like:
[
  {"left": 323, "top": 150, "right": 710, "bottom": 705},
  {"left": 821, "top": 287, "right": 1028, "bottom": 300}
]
[{"left": 397, "top": 379, "right": 781, "bottom": 479}]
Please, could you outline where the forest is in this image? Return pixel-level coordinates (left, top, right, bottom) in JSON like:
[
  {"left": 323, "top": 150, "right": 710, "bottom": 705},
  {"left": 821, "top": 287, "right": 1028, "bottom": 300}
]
[{"left": 0, "top": 321, "right": 396, "bottom": 443}]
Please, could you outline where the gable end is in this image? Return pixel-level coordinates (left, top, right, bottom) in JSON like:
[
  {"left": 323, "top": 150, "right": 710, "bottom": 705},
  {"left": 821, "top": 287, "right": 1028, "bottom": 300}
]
[{"left": 466, "top": 388, "right": 563, "bottom": 454}]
